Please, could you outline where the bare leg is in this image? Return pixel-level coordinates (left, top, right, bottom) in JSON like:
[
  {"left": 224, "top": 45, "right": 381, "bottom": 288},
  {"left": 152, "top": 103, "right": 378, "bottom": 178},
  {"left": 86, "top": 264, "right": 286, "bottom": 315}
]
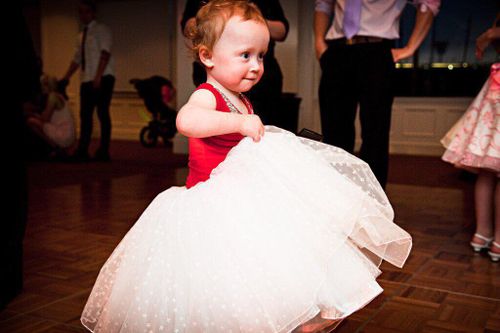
[
  {"left": 492, "top": 177, "right": 500, "bottom": 254},
  {"left": 471, "top": 170, "right": 495, "bottom": 245}
]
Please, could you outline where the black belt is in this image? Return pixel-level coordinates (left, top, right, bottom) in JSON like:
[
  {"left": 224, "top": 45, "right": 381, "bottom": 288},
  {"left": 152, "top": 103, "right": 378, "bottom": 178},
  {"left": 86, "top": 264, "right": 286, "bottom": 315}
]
[{"left": 328, "top": 36, "right": 386, "bottom": 45}]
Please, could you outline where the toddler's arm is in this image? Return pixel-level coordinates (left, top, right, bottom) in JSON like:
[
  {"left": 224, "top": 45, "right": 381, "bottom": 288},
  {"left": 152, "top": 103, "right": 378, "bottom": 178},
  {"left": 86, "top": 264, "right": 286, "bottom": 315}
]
[{"left": 176, "top": 89, "right": 264, "bottom": 142}]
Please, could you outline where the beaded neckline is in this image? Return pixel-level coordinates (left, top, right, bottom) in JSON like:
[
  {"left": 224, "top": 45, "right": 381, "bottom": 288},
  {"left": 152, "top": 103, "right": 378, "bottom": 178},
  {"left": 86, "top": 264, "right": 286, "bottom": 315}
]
[{"left": 212, "top": 86, "right": 252, "bottom": 115}]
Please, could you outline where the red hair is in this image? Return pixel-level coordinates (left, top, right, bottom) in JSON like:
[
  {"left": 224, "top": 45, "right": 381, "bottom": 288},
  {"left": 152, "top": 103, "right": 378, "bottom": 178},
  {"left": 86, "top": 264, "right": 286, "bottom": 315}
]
[{"left": 185, "top": 0, "right": 266, "bottom": 63}]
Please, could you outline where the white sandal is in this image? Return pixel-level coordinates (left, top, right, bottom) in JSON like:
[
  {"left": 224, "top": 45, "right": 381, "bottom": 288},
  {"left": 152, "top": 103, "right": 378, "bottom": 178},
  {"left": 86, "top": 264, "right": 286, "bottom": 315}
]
[
  {"left": 470, "top": 233, "right": 493, "bottom": 252},
  {"left": 488, "top": 242, "right": 500, "bottom": 262}
]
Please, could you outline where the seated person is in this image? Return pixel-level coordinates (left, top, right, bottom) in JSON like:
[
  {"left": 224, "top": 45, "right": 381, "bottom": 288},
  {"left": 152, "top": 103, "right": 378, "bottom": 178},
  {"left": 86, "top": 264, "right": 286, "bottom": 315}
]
[{"left": 25, "top": 75, "right": 76, "bottom": 156}]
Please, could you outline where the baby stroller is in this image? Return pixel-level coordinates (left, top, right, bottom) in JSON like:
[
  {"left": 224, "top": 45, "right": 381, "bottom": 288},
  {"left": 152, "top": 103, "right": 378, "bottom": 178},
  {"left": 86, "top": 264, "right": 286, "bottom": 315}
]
[{"left": 130, "top": 76, "right": 177, "bottom": 147}]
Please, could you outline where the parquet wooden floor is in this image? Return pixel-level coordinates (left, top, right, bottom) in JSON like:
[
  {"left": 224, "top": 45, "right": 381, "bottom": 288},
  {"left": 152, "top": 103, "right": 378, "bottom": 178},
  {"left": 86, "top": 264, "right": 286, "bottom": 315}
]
[{"left": 1, "top": 140, "right": 499, "bottom": 333}]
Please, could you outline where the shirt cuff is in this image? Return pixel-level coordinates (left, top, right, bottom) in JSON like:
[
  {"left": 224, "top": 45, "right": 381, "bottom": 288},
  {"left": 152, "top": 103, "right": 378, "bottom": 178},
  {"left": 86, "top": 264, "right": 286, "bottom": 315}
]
[
  {"left": 414, "top": 0, "right": 440, "bottom": 16},
  {"left": 315, "top": 0, "right": 333, "bottom": 14}
]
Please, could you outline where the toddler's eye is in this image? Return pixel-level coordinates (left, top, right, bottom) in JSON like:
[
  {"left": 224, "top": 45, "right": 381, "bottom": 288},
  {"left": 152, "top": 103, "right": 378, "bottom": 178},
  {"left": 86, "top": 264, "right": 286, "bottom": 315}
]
[
  {"left": 241, "top": 52, "right": 250, "bottom": 59},
  {"left": 258, "top": 53, "right": 265, "bottom": 61}
]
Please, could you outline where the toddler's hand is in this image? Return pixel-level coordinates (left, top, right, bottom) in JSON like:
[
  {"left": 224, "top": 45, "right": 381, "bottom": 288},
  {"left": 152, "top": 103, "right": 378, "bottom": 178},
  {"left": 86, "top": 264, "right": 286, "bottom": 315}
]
[{"left": 240, "top": 114, "right": 265, "bottom": 142}]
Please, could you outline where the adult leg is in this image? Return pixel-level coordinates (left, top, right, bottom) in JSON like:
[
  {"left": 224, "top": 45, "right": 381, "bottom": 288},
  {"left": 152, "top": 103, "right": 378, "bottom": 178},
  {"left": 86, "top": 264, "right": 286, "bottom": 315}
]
[
  {"left": 318, "top": 44, "right": 358, "bottom": 152},
  {"left": 76, "top": 81, "right": 96, "bottom": 158},
  {"left": 247, "top": 88, "right": 268, "bottom": 124},
  {"left": 95, "top": 75, "right": 115, "bottom": 158},
  {"left": 247, "top": 57, "right": 283, "bottom": 126},
  {"left": 358, "top": 42, "right": 395, "bottom": 188},
  {"left": 247, "top": 84, "right": 281, "bottom": 127}
]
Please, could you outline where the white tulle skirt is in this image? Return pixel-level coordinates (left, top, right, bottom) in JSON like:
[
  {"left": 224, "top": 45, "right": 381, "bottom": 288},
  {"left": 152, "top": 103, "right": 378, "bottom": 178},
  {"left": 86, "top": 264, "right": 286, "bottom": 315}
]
[{"left": 81, "top": 126, "right": 412, "bottom": 333}]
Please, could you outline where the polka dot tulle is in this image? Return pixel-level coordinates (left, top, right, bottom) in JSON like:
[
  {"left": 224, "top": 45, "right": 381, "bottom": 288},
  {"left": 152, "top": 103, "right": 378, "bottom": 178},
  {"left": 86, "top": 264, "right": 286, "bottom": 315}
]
[{"left": 81, "top": 126, "right": 411, "bottom": 333}]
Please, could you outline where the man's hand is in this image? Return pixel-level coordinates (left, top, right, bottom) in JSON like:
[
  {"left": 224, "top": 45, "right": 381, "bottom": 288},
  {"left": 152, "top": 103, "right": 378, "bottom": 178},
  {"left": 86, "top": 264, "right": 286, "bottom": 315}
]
[
  {"left": 391, "top": 47, "right": 413, "bottom": 63},
  {"left": 93, "top": 76, "right": 102, "bottom": 89},
  {"left": 393, "top": 9, "right": 434, "bottom": 63},
  {"left": 315, "top": 39, "right": 328, "bottom": 60}
]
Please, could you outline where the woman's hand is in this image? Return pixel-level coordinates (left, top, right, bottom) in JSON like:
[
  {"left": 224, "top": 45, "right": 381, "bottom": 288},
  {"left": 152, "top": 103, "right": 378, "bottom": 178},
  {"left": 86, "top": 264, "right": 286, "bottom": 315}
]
[{"left": 240, "top": 114, "right": 265, "bottom": 142}]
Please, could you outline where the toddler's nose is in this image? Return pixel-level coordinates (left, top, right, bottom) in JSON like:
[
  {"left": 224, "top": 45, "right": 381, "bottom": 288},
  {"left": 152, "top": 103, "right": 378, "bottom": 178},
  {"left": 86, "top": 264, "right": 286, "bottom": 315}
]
[{"left": 249, "top": 58, "right": 261, "bottom": 72}]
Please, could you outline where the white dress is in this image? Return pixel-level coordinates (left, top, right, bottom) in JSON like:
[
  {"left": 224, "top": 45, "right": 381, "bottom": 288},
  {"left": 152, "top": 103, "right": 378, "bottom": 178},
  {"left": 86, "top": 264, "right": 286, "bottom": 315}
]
[
  {"left": 441, "top": 63, "right": 500, "bottom": 173},
  {"left": 42, "top": 101, "right": 76, "bottom": 148},
  {"left": 81, "top": 126, "right": 412, "bottom": 333}
]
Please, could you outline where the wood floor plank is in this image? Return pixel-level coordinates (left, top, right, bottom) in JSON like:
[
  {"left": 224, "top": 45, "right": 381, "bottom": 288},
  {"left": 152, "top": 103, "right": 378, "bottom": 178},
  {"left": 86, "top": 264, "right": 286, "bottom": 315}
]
[{"left": 0, "top": 314, "right": 59, "bottom": 333}]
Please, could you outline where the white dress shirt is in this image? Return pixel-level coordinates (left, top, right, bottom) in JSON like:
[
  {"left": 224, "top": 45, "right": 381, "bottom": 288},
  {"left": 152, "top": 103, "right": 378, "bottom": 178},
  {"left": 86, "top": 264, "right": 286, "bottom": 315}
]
[
  {"left": 72, "top": 20, "right": 115, "bottom": 82},
  {"left": 315, "top": 0, "right": 440, "bottom": 40}
]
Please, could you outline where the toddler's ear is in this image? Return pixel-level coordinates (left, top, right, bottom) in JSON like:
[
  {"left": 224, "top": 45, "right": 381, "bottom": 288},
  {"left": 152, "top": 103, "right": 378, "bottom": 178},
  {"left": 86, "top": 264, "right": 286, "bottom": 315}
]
[{"left": 199, "top": 46, "right": 214, "bottom": 69}]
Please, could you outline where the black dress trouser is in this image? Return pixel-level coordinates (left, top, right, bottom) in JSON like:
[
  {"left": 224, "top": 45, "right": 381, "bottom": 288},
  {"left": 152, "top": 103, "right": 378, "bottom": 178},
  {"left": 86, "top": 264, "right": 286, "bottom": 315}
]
[
  {"left": 78, "top": 75, "right": 115, "bottom": 155},
  {"left": 245, "top": 56, "right": 283, "bottom": 126},
  {"left": 319, "top": 40, "right": 395, "bottom": 188}
]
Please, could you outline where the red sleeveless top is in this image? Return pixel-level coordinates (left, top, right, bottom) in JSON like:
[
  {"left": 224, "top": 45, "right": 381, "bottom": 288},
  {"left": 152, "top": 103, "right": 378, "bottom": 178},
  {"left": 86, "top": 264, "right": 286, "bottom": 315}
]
[{"left": 185, "top": 83, "right": 253, "bottom": 188}]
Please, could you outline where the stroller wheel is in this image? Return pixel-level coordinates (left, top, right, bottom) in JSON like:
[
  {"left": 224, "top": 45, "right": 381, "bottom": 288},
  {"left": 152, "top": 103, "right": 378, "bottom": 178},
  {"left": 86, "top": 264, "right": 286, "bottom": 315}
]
[{"left": 140, "top": 126, "right": 158, "bottom": 147}]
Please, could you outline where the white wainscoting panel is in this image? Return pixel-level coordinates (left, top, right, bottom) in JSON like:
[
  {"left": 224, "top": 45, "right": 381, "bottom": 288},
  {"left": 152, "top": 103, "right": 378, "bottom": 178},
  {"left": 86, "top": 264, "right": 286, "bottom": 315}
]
[
  {"left": 68, "top": 91, "right": 153, "bottom": 143},
  {"left": 69, "top": 93, "right": 472, "bottom": 157},
  {"left": 387, "top": 97, "right": 472, "bottom": 156}
]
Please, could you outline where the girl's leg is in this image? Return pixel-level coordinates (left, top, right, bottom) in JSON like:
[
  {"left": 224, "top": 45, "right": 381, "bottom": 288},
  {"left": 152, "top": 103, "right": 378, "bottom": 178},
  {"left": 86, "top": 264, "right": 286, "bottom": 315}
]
[
  {"left": 472, "top": 170, "right": 495, "bottom": 245},
  {"left": 492, "top": 177, "right": 500, "bottom": 254}
]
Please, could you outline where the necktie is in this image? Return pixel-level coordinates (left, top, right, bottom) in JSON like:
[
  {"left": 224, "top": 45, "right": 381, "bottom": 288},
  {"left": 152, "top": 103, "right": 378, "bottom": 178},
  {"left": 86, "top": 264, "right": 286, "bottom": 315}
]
[
  {"left": 343, "top": 0, "right": 362, "bottom": 39},
  {"left": 81, "top": 26, "right": 88, "bottom": 71}
]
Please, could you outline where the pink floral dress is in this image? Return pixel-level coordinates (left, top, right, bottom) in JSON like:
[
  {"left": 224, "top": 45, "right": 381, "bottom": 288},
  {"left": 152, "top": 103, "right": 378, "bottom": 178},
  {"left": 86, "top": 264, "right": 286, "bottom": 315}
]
[{"left": 441, "top": 63, "right": 500, "bottom": 174}]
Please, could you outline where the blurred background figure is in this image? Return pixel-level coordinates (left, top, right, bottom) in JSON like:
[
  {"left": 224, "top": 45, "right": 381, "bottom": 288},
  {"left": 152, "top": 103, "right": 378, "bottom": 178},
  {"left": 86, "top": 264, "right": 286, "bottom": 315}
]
[
  {"left": 3, "top": 4, "right": 40, "bottom": 310},
  {"left": 62, "top": 0, "right": 115, "bottom": 162},
  {"left": 25, "top": 75, "right": 76, "bottom": 158},
  {"left": 314, "top": 0, "right": 440, "bottom": 188}
]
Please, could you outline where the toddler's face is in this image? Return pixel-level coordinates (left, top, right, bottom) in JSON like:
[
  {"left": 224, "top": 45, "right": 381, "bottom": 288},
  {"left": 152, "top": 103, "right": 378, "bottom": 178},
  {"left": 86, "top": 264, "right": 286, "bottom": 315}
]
[{"left": 207, "top": 16, "right": 270, "bottom": 93}]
